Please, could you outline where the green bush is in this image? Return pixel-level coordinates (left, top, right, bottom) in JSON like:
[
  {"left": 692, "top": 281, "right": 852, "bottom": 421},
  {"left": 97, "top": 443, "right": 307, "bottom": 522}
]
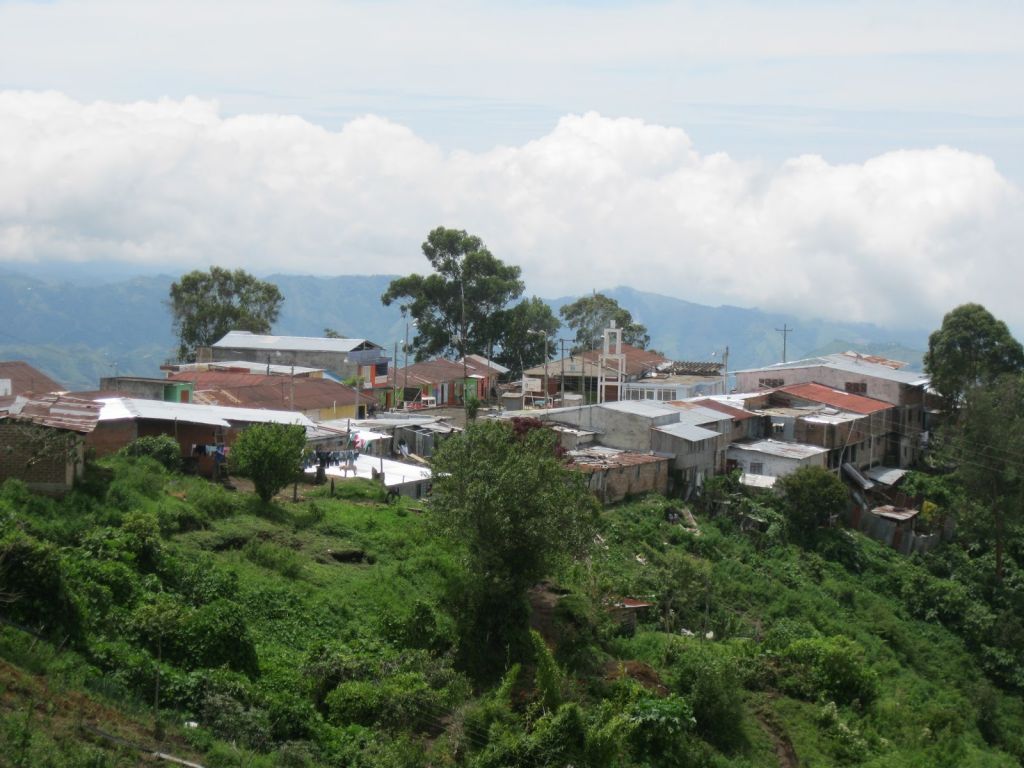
[
  {"left": 0, "top": 530, "right": 83, "bottom": 643},
  {"left": 118, "top": 434, "right": 182, "bottom": 471},
  {"left": 325, "top": 672, "right": 441, "bottom": 730},
  {"left": 779, "top": 635, "right": 878, "bottom": 707},
  {"left": 672, "top": 644, "right": 745, "bottom": 752}
]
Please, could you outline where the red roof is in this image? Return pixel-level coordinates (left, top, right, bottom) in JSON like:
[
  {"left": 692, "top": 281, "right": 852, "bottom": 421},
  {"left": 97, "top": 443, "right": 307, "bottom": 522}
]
[
  {"left": 694, "top": 398, "right": 757, "bottom": 420},
  {"left": 0, "top": 393, "right": 100, "bottom": 433},
  {"left": 168, "top": 371, "right": 365, "bottom": 410},
  {"left": 0, "top": 361, "right": 64, "bottom": 396},
  {"left": 390, "top": 359, "right": 468, "bottom": 387},
  {"left": 776, "top": 382, "right": 891, "bottom": 414},
  {"left": 581, "top": 344, "right": 669, "bottom": 378}
]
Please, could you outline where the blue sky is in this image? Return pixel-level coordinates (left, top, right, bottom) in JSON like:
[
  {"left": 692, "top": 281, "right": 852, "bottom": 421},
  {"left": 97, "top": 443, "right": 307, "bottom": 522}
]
[{"left": 0, "top": 0, "right": 1022, "bottom": 330}]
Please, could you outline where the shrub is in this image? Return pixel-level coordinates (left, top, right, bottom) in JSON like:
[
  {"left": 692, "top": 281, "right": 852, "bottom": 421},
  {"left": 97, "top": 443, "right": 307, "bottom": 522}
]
[
  {"left": 779, "top": 635, "right": 877, "bottom": 707},
  {"left": 672, "top": 644, "right": 745, "bottom": 752},
  {"left": 182, "top": 599, "right": 260, "bottom": 676},
  {"left": 324, "top": 672, "right": 441, "bottom": 730},
  {"left": 230, "top": 423, "right": 307, "bottom": 503},
  {"left": 118, "top": 435, "right": 182, "bottom": 471},
  {"left": 0, "top": 530, "right": 83, "bottom": 643}
]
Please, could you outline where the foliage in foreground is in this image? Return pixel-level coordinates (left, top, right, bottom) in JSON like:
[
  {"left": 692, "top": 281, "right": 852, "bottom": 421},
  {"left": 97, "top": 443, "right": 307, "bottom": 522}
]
[{"left": 1, "top": 450, "right": 1024, "bottom": 766}]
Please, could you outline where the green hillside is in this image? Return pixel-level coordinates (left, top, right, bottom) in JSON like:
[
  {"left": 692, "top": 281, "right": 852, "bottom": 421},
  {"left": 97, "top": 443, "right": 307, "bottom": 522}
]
[{"left": 2, "top": 451, "right": 1022, "bottom": 767}]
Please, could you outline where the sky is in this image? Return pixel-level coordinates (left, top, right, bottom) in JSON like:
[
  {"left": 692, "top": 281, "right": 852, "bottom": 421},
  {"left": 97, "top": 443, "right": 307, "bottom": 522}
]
[{"left": 1, "top": 0, "right": 1023, "bottom": 332}]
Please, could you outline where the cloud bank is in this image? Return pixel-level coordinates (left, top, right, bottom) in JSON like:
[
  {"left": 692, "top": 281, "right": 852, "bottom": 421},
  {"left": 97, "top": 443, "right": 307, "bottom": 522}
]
[{"left": 1, "top": 91, "right": 1021, "bottom": 330}]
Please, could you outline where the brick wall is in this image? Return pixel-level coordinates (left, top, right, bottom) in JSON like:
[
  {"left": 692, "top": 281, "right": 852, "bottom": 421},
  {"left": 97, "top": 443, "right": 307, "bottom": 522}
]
[{"left": 0, "top": 421, "right": 81, "bottom": 493}]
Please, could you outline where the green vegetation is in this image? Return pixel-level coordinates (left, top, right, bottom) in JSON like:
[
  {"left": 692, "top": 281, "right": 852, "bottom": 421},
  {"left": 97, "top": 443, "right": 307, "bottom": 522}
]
[
  {"left": 168, "top": 266, "right": 284, "bottom": 362},
  {"left": 560, "top": 291, "right": 651, "bottom": 352},
  {"left": 1, "top": 442, "right": 1024, "bottom": 766},
  {"left": 230, "top": 422, "right": 307, "bottom": 503}
]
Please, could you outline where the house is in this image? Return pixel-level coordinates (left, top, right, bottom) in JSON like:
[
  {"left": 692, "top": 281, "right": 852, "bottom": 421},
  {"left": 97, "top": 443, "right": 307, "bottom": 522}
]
[
  {"left": 320, "top": 414, "right": 460, "bottom": 459},
  {"left": 621, "top": 361, "right": 727, "bottom": 402},
  {"left": 99, "top": 376, "right": 194, "bottom": 403},
  {"left": 460, "top": 355, "right": 508, "bottom": 401},
  {"left": 209, "top": 331, "right": 390, "bottom": 389},
  {"left": 387, "top": 358, "right": 481, "bottom": 409},
  {"left": 726, "top": 439, "right": 829, "bottom": 485},
  {"left": 733, "top": 352, "right": 930, "bottom": 465},
  {"left": 543, "top": 400, "right": 681, "bottom": 452},
  {"left": 567, "top": 445, "right": 670, "bottom": 504},
  {"left": 0, "top": 361, "right": 64, "bottom": 397},
  {"left": 651, "top": 402, "right": 733, "bottom": 496},
  {"left": 165, "top": 370, "right": 369, "bottom": 419},
  {"left": 0, "top": 393, "right": 100, "bottom": 494},
  {"left": 87, "top": 397, "right": 314, "bottom": 477},
  {"left": 523, "top": 344, "right": 670, "bottom": 403}
]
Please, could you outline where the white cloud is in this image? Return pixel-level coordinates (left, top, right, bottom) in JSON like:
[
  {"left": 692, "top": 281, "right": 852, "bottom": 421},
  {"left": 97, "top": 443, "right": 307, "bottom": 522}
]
[{"left": 1, "top": 91, "right": 1021, "bottom": 330}]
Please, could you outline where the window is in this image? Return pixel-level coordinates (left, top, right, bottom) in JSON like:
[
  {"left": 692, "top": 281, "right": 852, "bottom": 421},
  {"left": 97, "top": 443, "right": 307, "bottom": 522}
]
[
  {"left": 845, "top": 382, "right": 867, "bottom": 395},
  {"left": 750, "top": 462, "right": 764, "bottom": 474},
  {"left": 772, "top": 422, "right": 785, "bottom": 434},
  {"left": 758, "top": 378, "right": 784, "bottom": 388}
]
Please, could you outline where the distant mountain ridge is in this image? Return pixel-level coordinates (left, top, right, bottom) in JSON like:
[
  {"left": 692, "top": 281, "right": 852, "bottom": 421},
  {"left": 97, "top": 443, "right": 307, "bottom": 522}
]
[{"left": 0, "top": 267, "right": 928, "bottom": 390}]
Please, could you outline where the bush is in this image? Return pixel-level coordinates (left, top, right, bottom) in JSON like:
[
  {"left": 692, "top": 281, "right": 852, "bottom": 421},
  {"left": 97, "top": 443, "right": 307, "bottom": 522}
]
[
  {"left": 231, "top": 423, "right": 307, "bottom": 503},
  {"left": 118, "top": 435, "right": 182, "bottom": 471},
  {"left": 672, "top": 644, "right": 745, "bottom": 752},
  {"left": 325, "top": 673, "right": 441, "bottom": 730},
  {"left": 0, "top": 530, "right": 83, "bottom": 643},
  {"left": 779, "top": 635, "right": 877, "bottom": 707}
]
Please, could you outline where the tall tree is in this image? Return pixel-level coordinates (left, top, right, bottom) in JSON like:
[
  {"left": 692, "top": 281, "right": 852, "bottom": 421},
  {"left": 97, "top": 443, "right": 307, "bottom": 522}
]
[
  {"left": 381, "top": 227, "right": 524, "bottom": 361},
  {"left": 493, "top": 296, "right": 560, "bottom": 372},
  {"left": 430, "top": 419, "right": 597, "bottom": 678},
  {"left": 559, "top": 292, "right": 649, "bottom": 354},
  {"left": 954, "top": 374, "right": 1024, "bottom": 582},
  {"left": 924, "top": 303, "right": 1024, "bottom": 411},
  {"left": 168, "top": 267, "right": 283, "bottom": 362}
]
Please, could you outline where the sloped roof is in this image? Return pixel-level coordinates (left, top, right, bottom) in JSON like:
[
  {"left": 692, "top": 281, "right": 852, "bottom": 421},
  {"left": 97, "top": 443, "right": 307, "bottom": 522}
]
[
  {"left": 213, "top": 331, "right": 382, "bottom": 353},
  {"left": 0, "top": 361, "right": 64, "bottom": 396},
  {"left": 97, "top": 397, "right": 314, "bottom": 428},
  {"left": 776, "top": 382, "right": 892, "bottom": 414},
  {"left": 728, "top": 439, "right": 828, "bottom": 459},
  {"left": 599, "top": 400, "right": 681, "bottom": 418},
  {"left": 391, "top": 358, "right": 468, "bottom": 386},
  {"left": 166, "top": 371, "right": 365, "bottom": 410},
  {"left": 653, "top": 422, "right": 720, "bottom": 442},
  {"left": 0, "top": 393, "right": 100, "bottom": 433},
  {"left": 734, "top": 353, "right": 928, "bottom": 386},
  {"left": 693, "top": 398, "right": 758, "bottom": 421}
]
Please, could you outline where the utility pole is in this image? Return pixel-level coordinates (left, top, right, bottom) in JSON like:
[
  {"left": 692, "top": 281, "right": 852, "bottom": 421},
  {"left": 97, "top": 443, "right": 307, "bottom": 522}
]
[{"left": 775, "top": 325, "right": 793, "bottom": 363}]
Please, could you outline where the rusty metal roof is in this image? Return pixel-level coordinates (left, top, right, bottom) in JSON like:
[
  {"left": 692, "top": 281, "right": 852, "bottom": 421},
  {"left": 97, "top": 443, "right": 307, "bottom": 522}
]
[
  {"left": 776, "top": 382, "right": 891, "bottom": 415},
  {"left": 0, "top": 393, "right": 100, "bottom": 433},
  {"left": 0, "top": 360, "right": 64, "bottom": 396}
]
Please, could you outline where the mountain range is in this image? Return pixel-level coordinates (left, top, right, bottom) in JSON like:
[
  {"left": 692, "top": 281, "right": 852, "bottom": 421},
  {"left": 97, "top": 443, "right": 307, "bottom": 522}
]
[{"left": 0, "top": 267, "right": 930, "bottom": 391}]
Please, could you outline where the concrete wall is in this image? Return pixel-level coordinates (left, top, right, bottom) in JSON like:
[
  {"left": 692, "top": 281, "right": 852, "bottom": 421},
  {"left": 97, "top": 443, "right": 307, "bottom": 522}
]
[
  {"left": 545, "top": 405, "right": 677, "bottom": 452},
  {"left": 213, "top": 347, "right": 361, "bottom": 380},
  {"left": 726, "top": 446, "right": 827, "bottom": 478},
  {"left": 735, "top": 365, "right": 916, "bottom": 407},
  {"left": 578, "top": 458, "right": 669, "bottom": 504}
]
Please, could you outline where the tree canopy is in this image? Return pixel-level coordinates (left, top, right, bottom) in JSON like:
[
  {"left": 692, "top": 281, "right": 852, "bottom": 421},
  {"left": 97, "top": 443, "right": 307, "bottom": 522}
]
[
  {"left": 230, "top": 423, "right": 307, "bottom": 503},
  {"left": 492, "top": 296, "right": 560, "bottom": 371},
  {"left": 559, "top": 292, "right": 649, "bottom": 353},
  {"left": 777, "top": 466, "right": 848, "bottom": 547},
  {"left": 168, "top": 267, "right": 284, "bottom": 362},
  {"left": 381, "top": 227, "right": 524, "bottom": 361},
  {"left": 430, "top": 419, "right": 597, "bottom": 675},
  {"left": 924, "top": 303, "right": 1024, "bottom": 410}
]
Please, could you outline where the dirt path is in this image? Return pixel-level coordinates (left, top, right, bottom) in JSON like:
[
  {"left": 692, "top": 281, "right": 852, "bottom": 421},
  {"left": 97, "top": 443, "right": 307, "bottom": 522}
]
[{"left": 755, "top": 709, "right": 799, "bottom": 768}]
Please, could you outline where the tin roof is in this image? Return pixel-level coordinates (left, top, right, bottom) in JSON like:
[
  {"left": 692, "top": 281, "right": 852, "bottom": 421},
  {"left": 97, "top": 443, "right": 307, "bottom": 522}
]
[
  {"left": 167, "top": 371, "right": 365, "bottom": 410},
  {"left": 0, "top": 361, "right": 64, "bottom": 396},
  {"left": 734, "top": 353, "right": 928, "bottom": 386},
  {"left": 653, "top": 422, "right": 721, "bottom": 442},
  {"left": 391, "top": 358, "right": 469, "bottom": 386},
  {"left": 776, "top": 382, "right": 892, "bottom": 414},
  {"left": 213, "top": 331, "right": 381, "bottom": 353},
  {"left": 0, "top": 393, "right": 100, "bottom": 433},
  {"left": 692, "top": 398, "right": 758, "bottom": 421},
  {"left": 727, "top": 439, "right": 828, "bottom": 460},
  {"left": 599, "top": 400, "right": 681, "bottom": 418},
  {"left": 569, "top": 446, "right": 670, "bottom": 470},
  {"left": 97, "top": 397, "right": 314, "bottom": 429}
]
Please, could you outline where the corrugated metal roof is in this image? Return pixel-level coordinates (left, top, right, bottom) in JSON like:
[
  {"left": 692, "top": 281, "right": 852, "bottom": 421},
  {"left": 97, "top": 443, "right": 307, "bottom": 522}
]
[
  {"left": 599, "top": 400, "right": 680, "bottom": 418},
  {"left": 777, "top": 382, "right": 892, "bottom": 414},
  {"left": 168, "top": 372, "right": 365, "bottom": 410},
  {"left": 569, "top": 447, "right": 670, "bottom": 470},
  {"left": 97, "top": 397, "right": 314, "bottom": 428},
  {"left": 865, "top": 466, "right": 910, "bottom": 486},
  {"left": 213, "top": 331, "right": 380, "bottom": 353},
  {"left": 0, "top": 393, "right": 100, "bottom": 433},
  {"left": 666, "top": 402, "right": 733, "bottom": 426},
  {"left": 693, "top": 398, "right": 758, "bottom": 420},
  {"left": 734, "top": 353, "right": 928, "bottom": 386},
  {"left": 654, "top": 422, "right": 720, "bottom": 442},
  {"left": 0, "top": 361, "right": 64, "bottom": 396},
  {"left": 391, "top": 358, "right": 468, "bottom": 385},
  {"left": 727, "top": 439, "right": 828, "bottom": 459}
]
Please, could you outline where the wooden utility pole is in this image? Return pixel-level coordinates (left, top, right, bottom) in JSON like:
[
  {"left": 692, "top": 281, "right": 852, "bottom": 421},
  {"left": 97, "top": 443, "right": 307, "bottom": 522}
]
[{"left": 775, "top": 324, "right": 793, "bottom": 363}]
